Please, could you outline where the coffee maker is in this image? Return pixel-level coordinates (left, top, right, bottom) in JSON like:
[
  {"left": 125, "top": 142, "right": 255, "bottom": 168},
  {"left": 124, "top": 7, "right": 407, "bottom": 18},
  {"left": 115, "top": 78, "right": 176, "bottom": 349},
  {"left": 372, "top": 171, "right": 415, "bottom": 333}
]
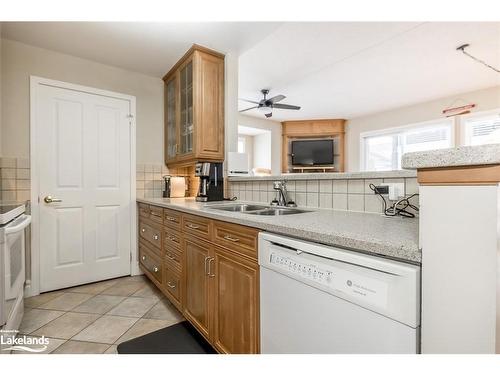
[{"left": 195, "top": 162, "right": 224, "bottom": 202}]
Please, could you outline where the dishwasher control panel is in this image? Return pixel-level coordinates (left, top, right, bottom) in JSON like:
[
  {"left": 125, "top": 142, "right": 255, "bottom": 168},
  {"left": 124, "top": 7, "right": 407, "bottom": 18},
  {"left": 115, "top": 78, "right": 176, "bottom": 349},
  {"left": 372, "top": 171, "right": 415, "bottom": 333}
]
[{"left": 269, "top": 250, "right": 389, "bottom": 309}]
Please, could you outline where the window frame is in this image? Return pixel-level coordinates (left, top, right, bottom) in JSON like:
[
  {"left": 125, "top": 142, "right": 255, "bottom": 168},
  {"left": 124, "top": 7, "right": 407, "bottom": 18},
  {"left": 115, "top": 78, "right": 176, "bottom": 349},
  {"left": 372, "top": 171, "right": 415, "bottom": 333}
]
[
  {"left": 360, "top": 117, "right": 456, "bottom": 171},
  {"left": 237, "top": 136, "right": 246, "bottom": 153},
  {"left": 459, "top": 108, "right": 500, "bottom": 146}
]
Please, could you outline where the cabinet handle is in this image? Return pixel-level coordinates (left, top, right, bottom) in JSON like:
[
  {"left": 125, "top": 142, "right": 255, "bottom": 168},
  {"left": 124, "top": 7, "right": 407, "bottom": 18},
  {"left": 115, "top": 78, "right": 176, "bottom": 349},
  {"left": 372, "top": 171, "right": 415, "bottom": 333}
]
[
  {"left": 208, "top": 257, "right": 215, "bottom": 277},
  {"left": 167, "top": 281, "right": 176, "bottom": 289},
  {"left": 153, "top": 234, "right": 159, "bottom": 241},
  {"left": 141, "top": 255, "right": 146, "bottom": 261},
  {"left": 223, "top": 234, "right": 240, "bottom": 242},
  {"left": 166, "top": 253, "right": 176, "bottom": 260},
  {"left": 166, "top": 216, "right": 177, "bottom": 222},
  {"left": 204, "top": 256, "right": 211, "bottom": 275},
  {"left": 167, "top": 235, "right": 177, "bottom": 242},
  {"left": 153, "top": 266, "right": 159, "bottom": 273},
  {"left": 150, "top": 211, "right": 162, "bottom": 218},
  {"left": 141, "top": 228, "right": 146, "bottom": 233},
  {"left": 186, "top": 223, "right": 200, "bottom": 230}
]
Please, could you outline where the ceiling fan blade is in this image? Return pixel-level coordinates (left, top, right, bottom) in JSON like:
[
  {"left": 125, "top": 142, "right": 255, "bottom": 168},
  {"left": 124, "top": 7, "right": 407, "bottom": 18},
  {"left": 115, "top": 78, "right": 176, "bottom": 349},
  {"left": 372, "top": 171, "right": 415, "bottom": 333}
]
[
  {"left": 273, "top": 103, "right": 301, "bottom": 110},
  {"left": 239, "top": 106, "right": 258, "bottom": 113},
  {"left": 238, "top": 98, "right": 260, "bottom": 105},
  {"left": 267, "top": 95, "right": 286, "bottom": 104}
]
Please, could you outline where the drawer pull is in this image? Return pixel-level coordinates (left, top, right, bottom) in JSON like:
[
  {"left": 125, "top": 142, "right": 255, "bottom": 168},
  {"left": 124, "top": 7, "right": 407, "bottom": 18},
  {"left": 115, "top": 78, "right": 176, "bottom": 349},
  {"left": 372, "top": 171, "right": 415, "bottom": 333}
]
[
  {"left": 141, "top": 228, "right": 146, "bottom": 233},
  {"left": 208, "top": 257, "right": 215, "bottom": 277},
  {"left": 167, "top": 281, "right": 176, "bottom": 289},
  {"left": 166, "top": 253, "right": 176, "bottom": 260},
  {"left": 223, "top": 234, "right": 240, "bottom": 242},
  {"left": 153, "top": 266, "right": 159, "bottom": 273},
  {"left": 141, "top": 255, "right": 146, "bottom": 261},
  {"left": 167, "top": 235, "right": 177, "bottom": 242},
  {"left": 186, "top": 223, "right": 200, "bottom": 230},
  {"left": 150, "top": 211, "right": 162, "bottom": 218},
  {"left": 204, "top": 256, "right": 211, "bottom": 275},
  {"left": 153, "top": 234, "right": 159, "bottom": 241},
  {"left": 166, "top": 216, "right": 177, "bottom": 222}
]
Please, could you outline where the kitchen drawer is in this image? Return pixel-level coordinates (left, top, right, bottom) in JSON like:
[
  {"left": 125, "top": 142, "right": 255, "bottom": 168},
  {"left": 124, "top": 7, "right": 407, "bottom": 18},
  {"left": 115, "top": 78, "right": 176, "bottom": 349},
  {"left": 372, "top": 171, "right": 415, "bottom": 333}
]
[
  {"left": 164, "top": 245, "right": 182, "bottom": 273},
  {"left": 139, "top": 219, "right": 163, "bottom": 253},
  {"left": 213, "top": 221, "right": 259, "bottom": 260},
  {"left": 139, "top": 243, "right": 163, "bottom": 284},
  {"left": 149, "top": 205, "right": 164, "bottom": 225},
  {"left": 183, "top": 214, "right": 212, "bottom": 241},
  {"left": 163, "top": 208, "right": 182, "bottom": 230},
  {"left": 164, "top": 226, "right": 182, "bottom": 247},
  {"left": 163, "top": 267, "right": 181, "bottom": 307},
  {"left": 138, "top": 203, "right": 150, "bottom": 219}
]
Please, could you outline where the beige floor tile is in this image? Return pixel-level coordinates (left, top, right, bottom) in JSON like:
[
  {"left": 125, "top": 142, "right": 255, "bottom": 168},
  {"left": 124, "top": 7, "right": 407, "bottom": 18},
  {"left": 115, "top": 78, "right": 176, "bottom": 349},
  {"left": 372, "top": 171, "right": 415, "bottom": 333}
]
[
  {"left": 106, "top": 297, "right": 157, "bottom": 318},
  {"left": 125, "top": 275, "right": 147, "bottom": 283},
  {"left": 115, "top": 318, "right": 174, "bottom": 345},
  {"left": 38, "top": 293, "right": 93, "bottom": 311},
  {"left": 72, "top": 315, "right": 138, "bottom": 344},
  {"left": 66, "top": 279, "right": 119, "bottom": 295},
  {"left": 131, "top": 283, "right": 164, "bottom": 300},
  {"left": 12, "top": 335, "right": 66, "bottom": 354},
  {"left": 72, "top": 295, "right": 126, "bottom": 314},
  {"left": 18, "top": 309, "right": 65, "bottom": 334},
  {"left": 104, "top": 345, "right": 118, "bottom": 354},
  {"left": 52, "top": 340, "right": 110, "bottom": 354},
  {"left": 32, "top": 312, "right": 100, "bottom": 339},
  {"left": 143, "top": 299, "right": 184, "bottom": 322},
  {"left": 100, "top": 281, "right": 146, "bottom": 297},
  {"left": 24, "top": 291, "right": 65, "bottom": 308}
]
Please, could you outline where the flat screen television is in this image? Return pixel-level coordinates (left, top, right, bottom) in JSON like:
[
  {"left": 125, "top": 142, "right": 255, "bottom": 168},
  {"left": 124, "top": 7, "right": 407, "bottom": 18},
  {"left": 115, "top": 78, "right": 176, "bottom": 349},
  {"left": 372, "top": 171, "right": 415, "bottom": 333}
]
[{"left": 291, "top": 139, "right": 334, "bottom": 166}]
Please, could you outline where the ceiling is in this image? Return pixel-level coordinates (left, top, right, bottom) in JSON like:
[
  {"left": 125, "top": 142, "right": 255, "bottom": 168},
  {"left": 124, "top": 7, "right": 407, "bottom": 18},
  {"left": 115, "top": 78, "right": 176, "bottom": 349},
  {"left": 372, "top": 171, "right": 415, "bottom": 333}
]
[
  {"left": 0, "top": 22, "right": 282, "bottom": 77},
  {"left": 238, "top": 22, "right": 500, "bottom": 120},
  {"left": 238, "top": 125, "right": 270, "bottom": 136},
  {"left": 2, "top": 22, "right": 499, "bottom": 121}
]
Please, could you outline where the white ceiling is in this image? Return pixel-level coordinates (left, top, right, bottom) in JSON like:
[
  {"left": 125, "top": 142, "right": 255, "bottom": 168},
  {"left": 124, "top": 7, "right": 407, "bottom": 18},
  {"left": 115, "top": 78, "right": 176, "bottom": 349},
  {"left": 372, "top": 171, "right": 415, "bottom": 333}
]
[
  {"left": 0, "top": 22, "right": 282, "bottom": 77},
  {"left": 238, "top": 125, "right": 270, "bottom": 136},
  {"left": 2, "top": 22, "right": 499, "bottom": 121},
  {"left": 238, "top": 22, "right": 500, "bottom": 120}
]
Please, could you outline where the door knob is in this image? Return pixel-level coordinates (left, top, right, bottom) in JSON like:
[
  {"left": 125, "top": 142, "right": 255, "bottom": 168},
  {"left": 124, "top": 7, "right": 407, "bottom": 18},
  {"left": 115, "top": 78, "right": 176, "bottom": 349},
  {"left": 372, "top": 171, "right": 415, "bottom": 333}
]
[{"left": 44, "top": 196, "right": 62, "bottom": 204}]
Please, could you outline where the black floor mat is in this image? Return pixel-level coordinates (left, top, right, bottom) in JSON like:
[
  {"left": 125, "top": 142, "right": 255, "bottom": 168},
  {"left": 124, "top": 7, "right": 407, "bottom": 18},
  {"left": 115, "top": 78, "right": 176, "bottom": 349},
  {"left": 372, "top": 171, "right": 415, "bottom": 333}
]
[{"left": 117, "top": 321, "right": 217, "bottom": 354}]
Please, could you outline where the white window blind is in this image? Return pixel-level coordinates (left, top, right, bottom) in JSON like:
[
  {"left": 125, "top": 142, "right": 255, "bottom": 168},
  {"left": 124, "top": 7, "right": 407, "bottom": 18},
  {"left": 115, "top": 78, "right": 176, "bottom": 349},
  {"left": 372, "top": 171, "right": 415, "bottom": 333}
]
[
  {"left": 463, "top": 113, "right": 500, "bottom": 146},
  {"left": 362, "top": 120, "right": 453, "bottom": 171}
]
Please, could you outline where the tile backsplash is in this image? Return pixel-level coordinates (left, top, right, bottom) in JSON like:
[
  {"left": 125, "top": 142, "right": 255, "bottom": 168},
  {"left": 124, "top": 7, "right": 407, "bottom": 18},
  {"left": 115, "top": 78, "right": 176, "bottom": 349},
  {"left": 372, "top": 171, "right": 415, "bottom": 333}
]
[
  {"left": 227, "top": 177, "right": 419, "bottom": 215},
  {"left": 0, "top": 157, "right": 31, "bottom": 202},
  {"left": 136, "top": 163, "right": 169, "bottom": 199}
]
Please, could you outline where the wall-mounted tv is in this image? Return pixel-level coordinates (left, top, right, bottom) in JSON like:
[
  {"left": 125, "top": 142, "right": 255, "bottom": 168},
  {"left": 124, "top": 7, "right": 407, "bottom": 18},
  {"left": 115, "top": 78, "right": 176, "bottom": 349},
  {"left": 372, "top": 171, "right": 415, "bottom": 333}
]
[{"left": 291, "top": 139, "right": 334, "bottom": 166}]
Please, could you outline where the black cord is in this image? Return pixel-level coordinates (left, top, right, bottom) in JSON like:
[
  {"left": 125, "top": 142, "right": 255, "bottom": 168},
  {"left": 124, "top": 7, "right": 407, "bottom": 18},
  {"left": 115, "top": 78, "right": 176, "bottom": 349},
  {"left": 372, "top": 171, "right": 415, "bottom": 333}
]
[{"left": 369, "top": 183, "right": 419, "bottom": 218}]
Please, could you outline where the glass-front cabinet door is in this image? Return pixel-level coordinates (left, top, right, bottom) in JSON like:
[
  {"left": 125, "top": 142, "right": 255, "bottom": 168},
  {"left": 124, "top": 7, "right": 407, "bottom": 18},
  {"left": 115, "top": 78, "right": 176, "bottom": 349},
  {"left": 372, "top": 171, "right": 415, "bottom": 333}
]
[
  {"left": 179, "top": 60, "right": 194, "bottom": 156},
  {"left": 165, "top": 77, "right": 177, "bottom": 162}
]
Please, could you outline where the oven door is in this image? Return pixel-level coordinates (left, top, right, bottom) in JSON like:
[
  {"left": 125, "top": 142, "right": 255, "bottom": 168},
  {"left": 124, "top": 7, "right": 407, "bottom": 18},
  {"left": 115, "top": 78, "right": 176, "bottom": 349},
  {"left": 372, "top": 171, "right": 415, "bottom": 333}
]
[{"left": 2, "top": 214, "right": 31, "bottom": 325}]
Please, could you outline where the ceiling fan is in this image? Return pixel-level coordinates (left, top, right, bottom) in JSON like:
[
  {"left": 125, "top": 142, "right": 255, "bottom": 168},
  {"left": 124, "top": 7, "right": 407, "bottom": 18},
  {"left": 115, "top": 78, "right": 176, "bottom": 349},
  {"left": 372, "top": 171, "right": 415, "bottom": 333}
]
[{"left": 239, "top": 89, "right": 301, "bottom": 118}]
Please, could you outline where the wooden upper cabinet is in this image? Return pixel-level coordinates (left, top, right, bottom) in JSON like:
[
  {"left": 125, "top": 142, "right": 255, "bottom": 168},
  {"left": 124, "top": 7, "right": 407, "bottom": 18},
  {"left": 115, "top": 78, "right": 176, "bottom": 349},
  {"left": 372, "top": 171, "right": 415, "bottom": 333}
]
[{"left": 163, "top": 45, "right": 225, "bottom": 167}]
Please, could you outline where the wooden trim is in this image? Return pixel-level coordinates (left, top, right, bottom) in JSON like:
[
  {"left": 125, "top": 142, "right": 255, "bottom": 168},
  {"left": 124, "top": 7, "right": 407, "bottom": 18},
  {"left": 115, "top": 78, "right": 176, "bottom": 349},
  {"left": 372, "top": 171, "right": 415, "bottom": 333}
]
[
  {"left": 163, "top": 44, "right": 225, "bottom": 81},
  {"left": 417, "top": 164, "right": 500, "bottom": 185}
]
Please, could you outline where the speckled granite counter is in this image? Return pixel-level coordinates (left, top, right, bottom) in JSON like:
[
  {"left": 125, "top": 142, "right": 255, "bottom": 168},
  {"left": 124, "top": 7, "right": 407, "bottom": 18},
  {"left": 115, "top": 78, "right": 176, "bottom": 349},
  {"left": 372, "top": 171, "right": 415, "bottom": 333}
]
[
  {"left": 137, "top": 197, "right": 421, "bottom": 264},
  {"left": 228, "top": 170, "right": 416, "bottom": 181},
  {"left": 402, "top": 144, "right": 500, "bottom": 169}
]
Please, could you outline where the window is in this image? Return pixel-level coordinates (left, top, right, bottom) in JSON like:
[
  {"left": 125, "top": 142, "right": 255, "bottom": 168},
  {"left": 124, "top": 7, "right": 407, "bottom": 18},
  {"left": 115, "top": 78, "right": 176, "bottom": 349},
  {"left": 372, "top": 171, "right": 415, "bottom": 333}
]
[
  {"left": 361, "top": 120, "right": 454, "bottom": 171},
  {"left": 237, "top": 136, "right": 246, "bottom": 153},
  {"left": 463, "top": 111, "right": 500, "bottom": 146}
]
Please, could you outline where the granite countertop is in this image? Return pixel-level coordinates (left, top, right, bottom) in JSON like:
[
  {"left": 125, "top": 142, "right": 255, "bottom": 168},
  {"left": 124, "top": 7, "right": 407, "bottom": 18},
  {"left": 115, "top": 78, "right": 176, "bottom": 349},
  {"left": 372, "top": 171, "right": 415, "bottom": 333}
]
[
  {"left": 402, "top": 144, "right": 500, "bottom": 169},
  {"left": 228, "top": 170, "right": 416, "bottom": 181},
  {"left": 137, "top": 197, "right": 421, "bottom": 264}
]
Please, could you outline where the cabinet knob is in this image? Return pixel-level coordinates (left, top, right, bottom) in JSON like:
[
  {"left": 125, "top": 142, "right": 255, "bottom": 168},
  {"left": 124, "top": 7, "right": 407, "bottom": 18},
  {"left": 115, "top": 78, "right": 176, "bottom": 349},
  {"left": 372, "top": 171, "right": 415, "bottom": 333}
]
[
  {"left": 153, "top": 267, "right": 159, "bottom": 273},
  {"left": 141, "top": 255, "right": 146, "bottom": 261},
  {"left": 153, "top": 234, "right": 159, "bottom": 240},
  {"left": 141, "top": 228, "right": 146, "bottom": 233}
]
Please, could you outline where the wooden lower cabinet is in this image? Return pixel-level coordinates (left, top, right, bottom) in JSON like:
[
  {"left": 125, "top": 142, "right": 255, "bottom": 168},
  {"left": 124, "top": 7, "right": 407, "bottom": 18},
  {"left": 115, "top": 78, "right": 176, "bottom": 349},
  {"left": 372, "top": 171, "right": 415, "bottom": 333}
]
[
  {"left": 212, "top": 245, "right": 259, "bottom": 354},
  {"left": 183, "top": 236, "right": 212, "bottom": 339},
  {"left": 139, "top": 203, "right": 260, "bottom": 353}
]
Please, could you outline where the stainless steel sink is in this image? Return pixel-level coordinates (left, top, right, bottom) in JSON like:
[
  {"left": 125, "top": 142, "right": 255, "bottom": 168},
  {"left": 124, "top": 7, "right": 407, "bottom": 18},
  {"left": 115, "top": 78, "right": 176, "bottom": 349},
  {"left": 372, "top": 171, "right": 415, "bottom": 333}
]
[
  {"left": 247, "top": 208, "right": 310, "bottom": 216},
  {"left": 207, "top": 203, "right": 269, "bottom": 212}
]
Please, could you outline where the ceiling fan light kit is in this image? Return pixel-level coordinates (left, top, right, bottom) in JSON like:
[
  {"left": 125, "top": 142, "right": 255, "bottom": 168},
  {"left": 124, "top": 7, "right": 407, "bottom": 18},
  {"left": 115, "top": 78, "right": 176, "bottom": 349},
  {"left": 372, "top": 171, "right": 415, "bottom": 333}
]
[{"left": 239, "top": 88, "right": 301, "bottom": 118}]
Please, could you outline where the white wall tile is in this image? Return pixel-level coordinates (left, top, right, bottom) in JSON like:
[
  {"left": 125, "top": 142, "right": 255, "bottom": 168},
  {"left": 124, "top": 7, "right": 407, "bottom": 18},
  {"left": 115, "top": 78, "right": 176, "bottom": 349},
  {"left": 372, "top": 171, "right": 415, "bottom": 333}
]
[
  {"left": 2, "top": 191, "right": 16, "bottom": 201},
  {"left": 347, "top": 179, "right": 364, "bottom": 194},
  {"left": 0, "top": 157, "right": 16, "bottom": 168},
  {"left": 348, "top": 194, "right": 364, "bottom": 212},
  {"left": 365, "top": 195, "right": 383, "bottom": 214},
  {"left": 319, "top": 180, "right": 333, "bottom": 193},
  {"left": 286, "top": 180, "right": 296, "bottom": 192},
  {"left": 319, "top": 193, "right": 333, "bottom": 208},
  {"left": 259, "top": 191, "right": 268, "bottom": 203},
  {"left": 306, "top": 192, "right": 319, "bottom": 208},
  {"left": 364, "top": 179, "right": 383, "bottom": 194},
  {"left": 295, "top": 192, "right": 306, "bottom": 207},
  {"left": 16, "top": 168, "right": 30, "bottom": 179},
  {"left": 17, "top": 158, "right": 30, "bottom": 169},
  {"left": 332, "top": 193, "right": 348, "bottom": 210},
  {"left": 405, "top": 178, "right": 419, "bottom": 195},
  {"left": 295, "top": 180, "right": 307, "bottom": 192},
  {"left": 306, "top": 180, "right": 319, "bottom": 192},
  {"left": 332, "top": 180, "right": 347, "bottom": 193}
]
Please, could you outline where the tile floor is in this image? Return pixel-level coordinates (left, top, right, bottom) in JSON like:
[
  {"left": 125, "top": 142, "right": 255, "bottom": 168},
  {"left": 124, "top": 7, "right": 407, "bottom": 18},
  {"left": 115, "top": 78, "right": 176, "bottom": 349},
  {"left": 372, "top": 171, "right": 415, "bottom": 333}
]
[{"left": 16, "top": 275, "right": 184, "bottom": 354}]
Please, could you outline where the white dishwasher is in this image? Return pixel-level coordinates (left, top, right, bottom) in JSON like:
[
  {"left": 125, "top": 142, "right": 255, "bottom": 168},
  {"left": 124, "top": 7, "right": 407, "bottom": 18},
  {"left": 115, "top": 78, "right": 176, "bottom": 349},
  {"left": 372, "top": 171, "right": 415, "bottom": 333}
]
[{"left": 259, "top": 232, "right": 421, "bottom": 354}]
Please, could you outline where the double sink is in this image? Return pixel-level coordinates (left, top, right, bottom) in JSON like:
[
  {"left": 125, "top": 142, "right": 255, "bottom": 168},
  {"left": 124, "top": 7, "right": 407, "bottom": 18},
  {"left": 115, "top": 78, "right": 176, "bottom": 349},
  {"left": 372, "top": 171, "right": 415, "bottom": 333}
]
[{"left": 207, "top": 203, "right": 309, "bottom": 216}]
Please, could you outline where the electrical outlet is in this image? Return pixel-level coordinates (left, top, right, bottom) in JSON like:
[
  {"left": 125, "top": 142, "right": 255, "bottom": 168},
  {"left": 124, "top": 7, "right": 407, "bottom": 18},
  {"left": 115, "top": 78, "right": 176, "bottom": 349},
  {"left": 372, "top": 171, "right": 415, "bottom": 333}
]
[
  {"left": 374, "top": 183, "right": 405, "bottom": 200},
  {"left": 373, "top": 185, "right": 389, "bottom": 195}
]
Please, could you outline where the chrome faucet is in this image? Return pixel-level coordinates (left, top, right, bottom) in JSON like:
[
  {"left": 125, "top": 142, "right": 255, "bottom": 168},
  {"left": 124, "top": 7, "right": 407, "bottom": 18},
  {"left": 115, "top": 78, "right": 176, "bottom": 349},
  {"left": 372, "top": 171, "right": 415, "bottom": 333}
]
[{"left": 271, "top": 180, "right": 297, "bottom": 207}]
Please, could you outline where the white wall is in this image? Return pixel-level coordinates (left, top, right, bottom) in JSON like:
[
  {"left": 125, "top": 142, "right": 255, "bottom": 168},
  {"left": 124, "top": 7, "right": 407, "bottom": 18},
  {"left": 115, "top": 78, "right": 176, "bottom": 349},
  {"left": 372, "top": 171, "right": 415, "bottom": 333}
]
[
  {"left": 1, "top": 39, "right": 164, "bottom": 164},
  {"left": 346, "top": 85, "right": 500, "bottom": 172},
  {"left": 253, "top": 132, "right": 272, "bottom": 171},
  {"left": 237, "top": 113, "right": 281, "bottom": 175}
]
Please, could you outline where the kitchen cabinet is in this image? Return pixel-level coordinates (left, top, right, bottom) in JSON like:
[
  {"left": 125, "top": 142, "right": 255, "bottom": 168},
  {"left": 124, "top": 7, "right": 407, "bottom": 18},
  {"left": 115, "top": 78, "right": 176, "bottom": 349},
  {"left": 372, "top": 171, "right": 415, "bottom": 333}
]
[
  {"left": 163, "top": 44, "right": 225, "bottom": 167},
  {"left": 137, "top": 202, "right": 260, "bottom": 353}
]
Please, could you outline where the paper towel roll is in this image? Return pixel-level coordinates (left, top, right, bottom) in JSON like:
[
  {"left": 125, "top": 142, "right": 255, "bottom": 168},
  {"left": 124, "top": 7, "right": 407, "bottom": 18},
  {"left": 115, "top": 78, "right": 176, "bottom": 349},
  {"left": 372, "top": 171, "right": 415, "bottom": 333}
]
[{"left": 170, "top": 177, "right": 186, "bottom": 198}]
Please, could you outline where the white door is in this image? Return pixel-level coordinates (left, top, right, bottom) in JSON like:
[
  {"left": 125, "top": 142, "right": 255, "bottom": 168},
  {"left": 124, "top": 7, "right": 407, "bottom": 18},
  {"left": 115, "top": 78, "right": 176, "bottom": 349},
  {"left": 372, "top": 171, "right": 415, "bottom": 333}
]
[{"left": 36, "top": 84, "right": 133, "bottom": 292}]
